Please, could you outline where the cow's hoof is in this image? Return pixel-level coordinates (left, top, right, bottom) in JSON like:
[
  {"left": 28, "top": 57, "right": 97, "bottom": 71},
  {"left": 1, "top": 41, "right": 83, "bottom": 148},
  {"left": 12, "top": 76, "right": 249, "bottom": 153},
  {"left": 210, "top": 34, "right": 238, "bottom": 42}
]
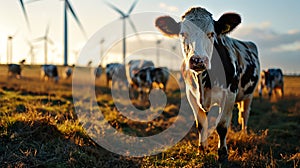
[
  {"left": 218, "top": 147, "right": 228, "bottom": 164},
  {"left": 197, "top": 146, "right": 209, "bottom": 155}
]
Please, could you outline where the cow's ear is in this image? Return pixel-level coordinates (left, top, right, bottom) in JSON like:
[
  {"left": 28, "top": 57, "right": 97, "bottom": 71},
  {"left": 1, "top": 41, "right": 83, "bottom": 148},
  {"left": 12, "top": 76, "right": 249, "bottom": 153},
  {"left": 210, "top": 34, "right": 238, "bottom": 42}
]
[
  {"left": 215, "top": 13, "right": 241, "bottom": 35},
  {"left": 155, "top": 16, "right": 180, "bottom": 37}
]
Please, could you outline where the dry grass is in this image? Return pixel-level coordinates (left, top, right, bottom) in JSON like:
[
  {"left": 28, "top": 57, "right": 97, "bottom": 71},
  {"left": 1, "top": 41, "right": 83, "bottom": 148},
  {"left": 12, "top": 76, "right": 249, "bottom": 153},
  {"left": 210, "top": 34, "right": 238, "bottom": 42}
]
[{"left": 0, "top": 64, "right": 299, "bottom": 167}]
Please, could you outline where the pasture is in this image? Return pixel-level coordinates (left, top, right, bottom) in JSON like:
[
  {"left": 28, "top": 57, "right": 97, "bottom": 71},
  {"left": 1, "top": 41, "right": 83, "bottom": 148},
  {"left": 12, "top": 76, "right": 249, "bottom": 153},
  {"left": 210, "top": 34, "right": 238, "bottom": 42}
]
[{"left": 0, "top": 64, "right": 299, "bottom": 167}]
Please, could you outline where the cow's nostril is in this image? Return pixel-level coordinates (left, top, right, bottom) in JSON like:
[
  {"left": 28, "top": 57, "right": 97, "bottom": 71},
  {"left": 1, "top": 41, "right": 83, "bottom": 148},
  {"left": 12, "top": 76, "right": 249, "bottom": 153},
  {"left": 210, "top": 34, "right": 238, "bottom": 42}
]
[{"left": 189, "top": 56, "right": 208, "bottom": 72}]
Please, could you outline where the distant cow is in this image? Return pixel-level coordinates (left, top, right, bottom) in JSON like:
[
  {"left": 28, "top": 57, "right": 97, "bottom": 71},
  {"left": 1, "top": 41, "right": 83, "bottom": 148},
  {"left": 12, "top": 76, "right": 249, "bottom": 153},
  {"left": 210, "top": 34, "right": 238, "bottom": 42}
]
[
  {"left": 8, "top": 64, "right": 21, "bottom": 79},
  {"left": 258, "top": 68, "right": 284, "bottom": 99},
  {"left": 151, "top": 67, "right": 170, "bottom": 91},
  {"left": 94, "top": 65, "right": 102, "bottom": 79},
  {"left": 105, "top": 63, "right": 127, "bottom": 87},
  {"left": 63, "top": 65, "right": 75, "bottom": 79},
  {"left": 126, "top": 60, "right": 155, "bottom": 99},
  {"left": 131, "top": 66, "right": 155, "bottom": 100},
  {"left": 41, "top": 65, "right": 59, "bottom": 83},
  {"left": 155, "top": 7, "right": 260, "bottom": 162}
]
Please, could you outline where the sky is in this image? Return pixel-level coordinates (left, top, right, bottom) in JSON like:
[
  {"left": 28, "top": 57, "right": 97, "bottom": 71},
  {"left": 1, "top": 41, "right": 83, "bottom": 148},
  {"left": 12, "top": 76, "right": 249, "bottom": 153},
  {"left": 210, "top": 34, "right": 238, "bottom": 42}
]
[{"left": 0, "top": 0, "right": 299, "bottom": 74}]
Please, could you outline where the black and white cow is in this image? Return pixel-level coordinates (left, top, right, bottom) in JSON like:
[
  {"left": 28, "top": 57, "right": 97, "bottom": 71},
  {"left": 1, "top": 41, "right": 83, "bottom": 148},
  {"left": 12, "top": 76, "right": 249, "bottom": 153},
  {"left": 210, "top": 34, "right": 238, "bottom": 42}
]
[
  {"left": 131, "top": 66, "right": 155, "bottom": 100},
  {"left": 105, "top": 63, "right": 127, "bottom": 88},
  {"left": 94, "top": 65, "right": 102, "bottom": 79},
  {"left": 63, "top": 65, "right": 75, "bottom": 79},
  {"left": 126, "top": 60, "right": 155, "bottom": 99},
  {"left": 41, "top": 64, "right": 59, "bottom": 83},
  {"left": 258, "top": 68, "right": 284, "bottom": 99},
  {"left": 151, "top": 67, "right": 170, "bottom": 91},
  {"left": 8, "top": 64, "right": 22, "bottom": 79},
  {"left": 155, "top": 7, "right": 260, "bottom": 162}
]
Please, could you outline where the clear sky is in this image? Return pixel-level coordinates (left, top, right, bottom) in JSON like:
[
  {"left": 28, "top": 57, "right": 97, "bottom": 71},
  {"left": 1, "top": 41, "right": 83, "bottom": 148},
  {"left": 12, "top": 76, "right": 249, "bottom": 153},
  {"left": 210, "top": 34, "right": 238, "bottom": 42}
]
[{"left": 0, "top": 0, "right": 299, "bottom": 73}]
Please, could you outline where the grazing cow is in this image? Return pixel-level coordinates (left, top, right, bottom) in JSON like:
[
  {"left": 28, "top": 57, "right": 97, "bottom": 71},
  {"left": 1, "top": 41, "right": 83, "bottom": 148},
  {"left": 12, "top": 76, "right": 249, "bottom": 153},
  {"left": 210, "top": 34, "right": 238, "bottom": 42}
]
[
  {"left": 155, "top": 7, "right": 260, "bottom": 163},
  {"left": 131, "top": 66, "right": 155, "bottom": 100},
  {"left": 126, "top": 60, "right": 155, "bottom": 99},
  {"left": 94, "top": 65, "right": 102, "bottom": 79},
  {"left": 63, "top": 65, "right": 75, "bottom": 79},
  {"left": 105, "top": 63, "right": 127, "bottom": 88},
  {"left": 8, "top": 64, "right": 22, "bottom": 79},
  {"left": 151, "top": 67, "right": 170, "bottom": 91},
  {"left": 258, "top": 68, "right": 284, "bottom": 99},
  {"left": 41, "top": 64, "right": 59, "bottom": 83}
]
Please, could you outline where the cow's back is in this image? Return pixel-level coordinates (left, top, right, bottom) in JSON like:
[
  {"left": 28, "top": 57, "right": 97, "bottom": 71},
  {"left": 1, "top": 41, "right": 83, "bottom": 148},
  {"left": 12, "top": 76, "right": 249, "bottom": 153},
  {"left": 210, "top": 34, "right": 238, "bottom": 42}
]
[{"left": 126, "top": 60, "right": 154, "bottom": 85}]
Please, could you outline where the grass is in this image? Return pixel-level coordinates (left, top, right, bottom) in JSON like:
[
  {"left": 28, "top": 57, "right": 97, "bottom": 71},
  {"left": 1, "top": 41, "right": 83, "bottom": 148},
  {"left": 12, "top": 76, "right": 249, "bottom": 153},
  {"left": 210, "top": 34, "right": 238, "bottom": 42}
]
[{"left": 0, "top": 64, "right": 299, "bottom": 167}]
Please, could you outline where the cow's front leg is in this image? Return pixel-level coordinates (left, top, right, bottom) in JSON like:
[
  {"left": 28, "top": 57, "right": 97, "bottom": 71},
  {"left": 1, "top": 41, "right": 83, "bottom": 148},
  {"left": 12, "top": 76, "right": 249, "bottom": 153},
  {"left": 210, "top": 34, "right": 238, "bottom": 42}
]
[
  {"left": 187, "top": 90, "right": 208, "bottom": 153},
  {"left": 216, "top": 92, "right": 235, "bottom": 163}
]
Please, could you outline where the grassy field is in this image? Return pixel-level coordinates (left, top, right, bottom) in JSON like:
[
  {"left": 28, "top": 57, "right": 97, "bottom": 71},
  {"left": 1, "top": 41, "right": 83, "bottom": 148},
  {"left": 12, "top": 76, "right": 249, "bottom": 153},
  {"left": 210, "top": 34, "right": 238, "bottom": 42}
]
[{"left": 0, "top": 64, "right": 299, "bottom": 167}]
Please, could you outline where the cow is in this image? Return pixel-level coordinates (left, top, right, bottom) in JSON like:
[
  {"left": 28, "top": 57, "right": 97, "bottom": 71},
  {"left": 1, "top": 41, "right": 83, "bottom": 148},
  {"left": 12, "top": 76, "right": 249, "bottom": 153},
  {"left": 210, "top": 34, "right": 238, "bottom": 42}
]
[
  {"left": 155, "top": 7, "right": 260, "bottom": 163},
  {"left": 258, "top": 68, "right": 284, "bottom": 99},
  {"left": 94, "top": 65, "right": 102, "bottom": 79},
  {"left": 63, "top": 64, "right": 75, "bottom": 79},
  {"left": 8, "top": 64, "right": 22, "bottom": 79},
  {"left": 41, "top": 64, "right": 59, "bottom": 83},
  {"left": 105, "top": 63, "right": 127, "bottom": 88},
  {"left": 126, "top": 60, "right": 155, "bottom": 99},
  {"left": 151, "top": 67, "right": 170, "bottom": 91},
  {"left": 131, "top": 66, "right": 155, "bottom": 101},
  {"left": 7, "top": 59, "right": 26, "bottom": 79}
]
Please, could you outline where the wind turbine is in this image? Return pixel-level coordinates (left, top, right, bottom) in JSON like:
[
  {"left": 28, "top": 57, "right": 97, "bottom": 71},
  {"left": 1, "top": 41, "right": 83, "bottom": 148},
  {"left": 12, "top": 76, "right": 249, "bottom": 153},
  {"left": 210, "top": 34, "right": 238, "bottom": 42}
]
[
  {"left": 6, "top": 30, "right": 18, "bottom": 64},
  {"left": 32, "top": 24, "right": 54, "bottom": 64},
  {"left": 104, "top": 0, "right": 139, "bottom": 65},
  {"left": 26, "top": 0, "right": 87, "bottom": 66},
  {"left": 26, "top": 40, "right": 37, "bottom": 64},
  {"left": 18, "top": 0, "right": 31, "bottom": 30}
]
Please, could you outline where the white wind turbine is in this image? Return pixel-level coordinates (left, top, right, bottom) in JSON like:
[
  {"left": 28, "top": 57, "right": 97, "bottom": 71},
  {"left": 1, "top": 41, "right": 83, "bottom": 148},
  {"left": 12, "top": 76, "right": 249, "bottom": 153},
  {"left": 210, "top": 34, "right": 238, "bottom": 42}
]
[
  {"left": 26, "top": 40, "right": 37, "bottom": 64},
  {"left": 6, "top": 30, "right": 19, "bottom": 64},
  {"left": 104, "top": 0, "right": 139, "bottom": 65},
  {"left": 32, "top": 24, "right": 54, "bottom": 64},
  {"left": 26, "top": 0, "right": 87, "bottom": 66}
]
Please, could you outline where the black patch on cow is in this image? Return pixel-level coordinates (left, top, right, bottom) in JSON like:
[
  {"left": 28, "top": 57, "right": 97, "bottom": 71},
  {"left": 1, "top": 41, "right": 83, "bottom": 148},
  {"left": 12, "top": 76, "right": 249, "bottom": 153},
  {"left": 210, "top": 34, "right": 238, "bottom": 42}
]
[
  {"left": 199, "top": 40, "right": 239, "bottom": 93},
  {"left": 241, "top": 65, "right": 259, "bottom": 95},
  {"left": 52, "top": 66, "right": 58, "bottom": 77}
]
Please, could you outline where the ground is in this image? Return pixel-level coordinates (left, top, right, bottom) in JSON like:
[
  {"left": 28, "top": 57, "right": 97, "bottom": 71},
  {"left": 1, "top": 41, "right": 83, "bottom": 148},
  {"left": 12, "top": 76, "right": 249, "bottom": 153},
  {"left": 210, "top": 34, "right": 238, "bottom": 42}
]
[{"left": 0, "top": 64, "right": 299, "bottom": 167}]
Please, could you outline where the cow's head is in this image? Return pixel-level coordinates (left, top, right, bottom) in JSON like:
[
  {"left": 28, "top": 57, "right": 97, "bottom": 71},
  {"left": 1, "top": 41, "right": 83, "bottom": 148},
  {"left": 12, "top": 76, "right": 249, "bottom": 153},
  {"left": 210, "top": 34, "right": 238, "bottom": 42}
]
[{"left": 155, "top": 7, "right": 241, "bottom": 73}]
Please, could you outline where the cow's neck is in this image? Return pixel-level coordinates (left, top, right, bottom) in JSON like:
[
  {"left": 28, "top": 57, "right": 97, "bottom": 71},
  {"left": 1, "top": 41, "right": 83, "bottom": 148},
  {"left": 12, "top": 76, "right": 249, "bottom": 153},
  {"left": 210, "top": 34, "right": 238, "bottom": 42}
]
[{"left": 181, "top": 61, "right": 209, "bottom": 111}]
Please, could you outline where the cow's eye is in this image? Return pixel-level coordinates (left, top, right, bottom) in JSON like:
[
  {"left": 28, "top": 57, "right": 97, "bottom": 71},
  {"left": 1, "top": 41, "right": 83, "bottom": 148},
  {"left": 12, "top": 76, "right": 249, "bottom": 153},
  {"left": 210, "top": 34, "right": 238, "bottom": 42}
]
[{"left": 207, "top": 32, "right": 214, "bottom": 39}]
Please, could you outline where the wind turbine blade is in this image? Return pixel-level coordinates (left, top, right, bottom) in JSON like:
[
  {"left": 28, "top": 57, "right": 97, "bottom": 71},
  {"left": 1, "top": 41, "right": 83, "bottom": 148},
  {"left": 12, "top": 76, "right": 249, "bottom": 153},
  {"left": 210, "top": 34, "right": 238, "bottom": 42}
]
[
  {"left": 18, "top": 0, "right": 31, "bottom": 30},
  {"left": 127, "top": 0, "right": 138, "bottom": 15},
  {"left": 47, "top": 38, "right": 54, "bottom": 45},
  {"left": 128, "top": 18, "right": 138, "bottom": 34},
  {"left": 45, "top": 23, "right": 50, "bottom": 36},
  {"left": 25, "top": 0, "right": 42, "bottom": 3},
  {"left": 32, "top": 37, "right": 44, "bottom": 42},
  {"left": 13, "top": 29, "right": 19, "bottom": 37},
  {"left": 104, "top": 0, "right": 126, "bottom": 17},
  {"left": 66, "top": 0, "right": 87, "bottom": 38},
  {"left": 128, "top": 17, "right": 141, "bottom": 41}
]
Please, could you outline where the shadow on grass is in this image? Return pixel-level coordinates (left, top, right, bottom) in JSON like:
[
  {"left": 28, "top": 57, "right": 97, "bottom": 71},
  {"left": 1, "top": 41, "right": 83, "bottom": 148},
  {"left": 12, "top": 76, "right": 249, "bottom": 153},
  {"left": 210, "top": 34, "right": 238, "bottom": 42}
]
[{"left": 0, "top": 119, "right": 141, "bottom": 168}]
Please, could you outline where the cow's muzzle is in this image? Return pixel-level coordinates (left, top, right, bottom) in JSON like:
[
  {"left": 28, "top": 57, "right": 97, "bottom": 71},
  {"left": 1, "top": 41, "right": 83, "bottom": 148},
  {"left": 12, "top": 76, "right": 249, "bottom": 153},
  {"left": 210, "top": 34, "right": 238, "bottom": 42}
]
[{"left": 189, "top": 56, "right": 209, "bottom": 72}]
